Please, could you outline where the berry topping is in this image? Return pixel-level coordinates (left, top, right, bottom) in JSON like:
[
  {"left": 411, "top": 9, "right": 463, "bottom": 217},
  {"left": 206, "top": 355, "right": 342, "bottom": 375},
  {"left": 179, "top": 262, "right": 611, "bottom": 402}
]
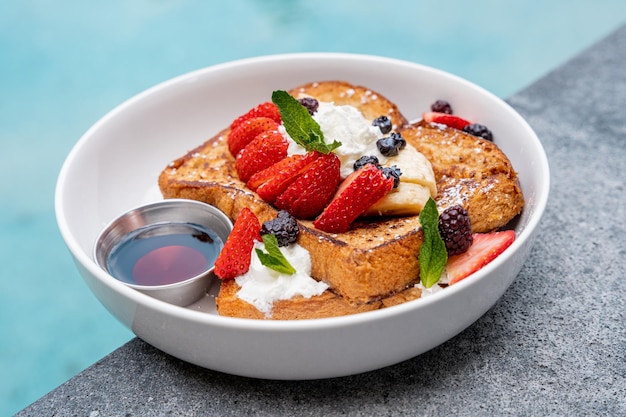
[
  {"left": 422, "top": 112, "right": 471, "bottom": 130},
  {"left": 298, "top": 97, "right": 319, "bottom": 115},
  {"left": 438, "top": 205, "right": 473, "bottom": 256},
  {"left": 261, "top": 211, "right": 299, "bottom": 247},
  {"left": 376, "top": 132, "right": 406, "bottom": 157},
  {"left": 214, "top": 207, "right": 262, "bottom": 280},
  {"left": 274, "top": 152, "right": 341, "bottom": 219},
  {"left": 381, "top": 165, "right": 402, "bottom": 188},
  {"left": 249, "top": 151, "right": 321, "bottom": 200},
  {"left": 228, "top": 117, "right": 280, "bottom": 157},
  {"left": 463, "top": 123, "right": 494, "bottom": 141},
  {"left": 430, "top": 100, "right": 453, "bottom": 114},
  {"left": 353, "top": 155, "right": 380, "bottom": 171},
  {"left": 230, "top": 102, "right": 281, "bottom": 131},
  {"left": 446, "top": 230, "right": 516, "bottom": 285},
  {"left": 235, "top": 130, "right": 288, "bottom": 182},
  {"left": 313, "top": 164, "right": 395, "bottom": 233},
  {"left": 372, "top": 115, "right": 393, "bottom": 134}
]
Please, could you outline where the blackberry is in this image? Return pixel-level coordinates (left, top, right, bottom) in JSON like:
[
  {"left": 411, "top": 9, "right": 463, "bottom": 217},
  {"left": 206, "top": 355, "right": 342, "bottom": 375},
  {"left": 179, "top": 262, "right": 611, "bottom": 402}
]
[
  {"left": 381, "top": 165, "right": 402, "bottom": 188},
  {"left": 463, "top": 123, "right": 493, "bottom": 141},
  {"left": 298, "top": 97, "right": 319, "bottom": 115},
  {"left": 438, "top": 205, "right": 473, "bottom": 256},
  {"left": 376, "top": 132, "right": 406, "bottom": 157},
  {"left": 261, "top": 210, "right": 299, "bottom": 247},
  {"left": 353, "top": 155, "right": 380, "bottom": 171},
  {"left": 431, "top": 100, "right": 453, "bottom": 114},
  {"left": 372, "top": 115, "right": 392, "bottom": 134}
]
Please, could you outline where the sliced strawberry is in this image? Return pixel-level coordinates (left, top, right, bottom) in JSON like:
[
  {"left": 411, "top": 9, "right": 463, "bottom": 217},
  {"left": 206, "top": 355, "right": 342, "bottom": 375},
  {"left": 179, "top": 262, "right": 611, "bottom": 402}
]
[
  {"left": 251, "top": 151, "right": 322, "bottom": 201},
  {"left": 274, "top": 153, "right": 341, "bottom": 219},
  {"left": 313, "top": 164, "right": 395, "bottom": 233},
  {"left": 230, "top": 102, "right": 281, "bottom": 131},
  {"left": 423, "top": 111, "right": 471, "bottom": 130},
  {"left": 235, "top": 130, "right": 288, "bottom": 183},
  {"left": 228, "top": 117, "right": 280, "bottom": 157},
  {"left": 446, "top": 230, "right": 516, "bottom": 285},
  {"left": 214, "top": 207, "right": 262, "bottom": 280}
]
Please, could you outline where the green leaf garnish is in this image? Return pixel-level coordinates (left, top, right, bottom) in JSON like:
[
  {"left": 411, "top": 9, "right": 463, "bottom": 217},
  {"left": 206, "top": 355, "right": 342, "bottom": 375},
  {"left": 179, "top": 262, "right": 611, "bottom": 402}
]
[
  {"left": 271, "top": 90, "right": 341, "bottom": 154},
  {"left": 418, "top": 198, "right": 448, "bottom": 288},
  {"left": 255, "top": 234, "right": 296, "bottom": 275}
]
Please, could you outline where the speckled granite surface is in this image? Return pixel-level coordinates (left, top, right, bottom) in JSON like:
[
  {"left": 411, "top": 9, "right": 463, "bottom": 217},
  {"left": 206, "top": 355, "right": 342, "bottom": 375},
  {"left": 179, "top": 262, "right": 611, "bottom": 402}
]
[{"left": 18, "top": 25, "right": 626, "bottom": 417}]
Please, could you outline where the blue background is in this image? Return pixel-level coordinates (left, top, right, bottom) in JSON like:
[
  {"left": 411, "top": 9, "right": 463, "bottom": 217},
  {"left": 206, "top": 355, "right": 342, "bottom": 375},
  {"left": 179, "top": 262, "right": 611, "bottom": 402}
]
[{"left": 1, "top": 1, "right": 625, "bottom": 415}]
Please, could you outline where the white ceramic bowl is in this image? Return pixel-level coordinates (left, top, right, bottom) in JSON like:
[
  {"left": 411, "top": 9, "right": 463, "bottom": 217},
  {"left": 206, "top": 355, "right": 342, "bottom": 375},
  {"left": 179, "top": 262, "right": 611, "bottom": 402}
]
[{"left": 55, "top": 53, "right": 549, "bottom": 380}]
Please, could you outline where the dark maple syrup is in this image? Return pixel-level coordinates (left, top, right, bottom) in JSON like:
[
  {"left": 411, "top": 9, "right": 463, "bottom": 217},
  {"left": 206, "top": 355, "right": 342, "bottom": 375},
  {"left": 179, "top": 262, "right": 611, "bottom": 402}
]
[{"left": 106, "top": 223, "right": 223, "bottom": 286}]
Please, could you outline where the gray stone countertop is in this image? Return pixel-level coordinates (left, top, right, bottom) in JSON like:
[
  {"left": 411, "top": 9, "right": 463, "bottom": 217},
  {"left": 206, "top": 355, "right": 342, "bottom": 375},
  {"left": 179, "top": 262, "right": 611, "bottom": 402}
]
[{"left": 18, "top": 25, "right": 626, "bottom": 417}]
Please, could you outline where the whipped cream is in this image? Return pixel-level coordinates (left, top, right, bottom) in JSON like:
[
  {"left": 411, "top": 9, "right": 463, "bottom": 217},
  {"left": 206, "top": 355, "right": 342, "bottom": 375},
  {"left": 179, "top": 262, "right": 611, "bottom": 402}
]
[
  {"left": 415, "top": 282, "right": 445, "bottom": 298},
  {"left": 282, "top": 101, "right": 388, "bottom": 177},
  {"left": 235, "top": 241, "right": 328, "bottom": 317}
]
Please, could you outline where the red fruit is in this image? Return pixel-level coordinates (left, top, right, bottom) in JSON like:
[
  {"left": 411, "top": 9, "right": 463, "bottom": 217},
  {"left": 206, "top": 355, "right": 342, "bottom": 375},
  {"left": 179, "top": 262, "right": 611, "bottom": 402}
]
[
  {"left": 213, "top": 207, "right": 262, "bottom": 280},
  {"left": 228, "top": 117, "right": 280, "bottom": 157},
  {"left": 235, "top": 130, "right": 288, "bottom": 183},
  {"left": 274, "top": 153, "right": 341, "bottom": 219},
  {"left": 250, "top": 151, "right": 322, "bottom": 200},
  {"left": 230, "top": 102, "right": 281, "bottom": 131},
  {"left": 313, "top": 164, "right": 394, "bottom": 233},
  {"left": 423, "top": 111, "right": 471, "bottom": 130},
  {"left": 446, "top": 230, "right": 516, "bottom": 285}
]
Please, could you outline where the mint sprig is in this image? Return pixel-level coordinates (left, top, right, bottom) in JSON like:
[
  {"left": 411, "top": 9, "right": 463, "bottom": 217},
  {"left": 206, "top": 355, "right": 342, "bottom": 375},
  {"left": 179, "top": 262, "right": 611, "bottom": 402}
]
[
  {"left": 271, "top": 90, "right": 341, "bottom": 154},
  {"left": 255, "top": 234, "right": 296, "bottom": 275},
  {"left": 418, "top": 198, "right": 448, "bottom": 288}
]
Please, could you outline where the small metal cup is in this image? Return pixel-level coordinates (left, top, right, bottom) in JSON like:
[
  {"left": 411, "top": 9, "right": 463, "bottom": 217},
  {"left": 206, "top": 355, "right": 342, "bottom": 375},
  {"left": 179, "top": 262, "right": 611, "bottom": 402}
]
[{"left": 94, "top": 199, "right": 232, "bottom": 306}]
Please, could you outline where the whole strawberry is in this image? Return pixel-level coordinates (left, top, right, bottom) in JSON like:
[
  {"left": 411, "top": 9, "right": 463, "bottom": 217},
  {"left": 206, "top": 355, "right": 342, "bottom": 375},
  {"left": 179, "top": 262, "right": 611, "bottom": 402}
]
[{"left": 214, "top": 207, "right": 262, "bottom": 280}]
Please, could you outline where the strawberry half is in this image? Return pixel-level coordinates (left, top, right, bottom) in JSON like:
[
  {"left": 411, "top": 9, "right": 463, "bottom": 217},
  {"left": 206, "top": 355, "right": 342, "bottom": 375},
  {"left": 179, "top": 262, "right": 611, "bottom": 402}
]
[
  {"left": 313, "top": 164, "right": 395, "bottom": 233},
  {"left": 235, "top": 130, "right": 288, "bottom": 183},
  {"left": 250, "top": 151, "right": 322, "bottom": 200},
  {"left": 423, "top": 111, "right": 471, "bottom": 130},
  {"left": 230, "top": 102, "right": 281, "bottom": 131},
  {"left": 446, "top": 230, "right": 516, "bottom": 285},
  {"left": 228, "top": 117, "right": 280, "bottom": 157},
  {"left": 214, "top": 207, "right": 262, "bottom": 280},
  {"left": 275, "top": 152, "right": 341, "bottom": 219}
]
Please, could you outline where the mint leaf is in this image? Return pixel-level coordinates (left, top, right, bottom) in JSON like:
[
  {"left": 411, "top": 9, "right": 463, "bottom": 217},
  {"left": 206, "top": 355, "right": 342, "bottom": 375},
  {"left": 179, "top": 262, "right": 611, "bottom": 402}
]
[
  {"left": 271, "top": 90, "right": 341, "bottom": 154},
  {"left": 418, "top": 198, "right": 448, "bottom": 288},
  {"left": 255, "top": 234, "right": 296, "bottom": 275}
]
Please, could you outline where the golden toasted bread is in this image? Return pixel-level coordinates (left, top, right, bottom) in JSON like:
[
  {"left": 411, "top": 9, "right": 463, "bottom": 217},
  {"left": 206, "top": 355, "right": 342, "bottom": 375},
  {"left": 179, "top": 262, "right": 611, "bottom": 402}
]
[
  {"left": 290, "top": 81, "right": 408, "bottom": 130},
  {"left": 402, "top": 121, "right": 524, "bottom": 232},
  {"left": 216, "top": 279, "right": 386, "bottom": 320},
  {"left": 158, "top": 81, "right": 524, "bottom": 319}
]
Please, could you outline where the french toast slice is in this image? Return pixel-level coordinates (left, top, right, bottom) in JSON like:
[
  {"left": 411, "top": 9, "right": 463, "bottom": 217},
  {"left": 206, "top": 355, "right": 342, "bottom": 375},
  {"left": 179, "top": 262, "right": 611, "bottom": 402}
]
[
  {"left": 402, "top": 121, "right": 524, "bottom": 232},
  {"left": 289, "top": 81, "right": 408, "bottom": 130},
  {"left": 158, "top": 81, "right": 524, "bottom": 318}
]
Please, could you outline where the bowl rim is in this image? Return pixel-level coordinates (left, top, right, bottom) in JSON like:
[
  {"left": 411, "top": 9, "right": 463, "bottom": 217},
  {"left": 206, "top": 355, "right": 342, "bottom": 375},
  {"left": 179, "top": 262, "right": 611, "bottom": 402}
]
[{"left": 55, "top": 51, "right": 550, "bottom": 332}]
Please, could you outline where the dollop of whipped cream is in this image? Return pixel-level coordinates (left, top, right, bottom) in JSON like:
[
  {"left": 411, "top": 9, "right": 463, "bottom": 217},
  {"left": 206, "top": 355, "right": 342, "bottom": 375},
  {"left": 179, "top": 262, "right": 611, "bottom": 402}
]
[
  {"left": 281, "top": 101, "right": 388, "bottom": 177},
  {"left": 235, "top": 241, "right": 328, "bottom": 317}
]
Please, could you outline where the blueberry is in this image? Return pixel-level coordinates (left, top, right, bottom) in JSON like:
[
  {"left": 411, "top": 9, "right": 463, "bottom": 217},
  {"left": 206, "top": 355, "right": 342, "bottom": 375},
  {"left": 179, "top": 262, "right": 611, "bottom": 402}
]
[
  {"left": 382, "top": 165, "right": 402, "bottom": 188},
  {"left": 372, "top": 116, "right": 392, "bottom": 134},
  {"left": 353, "top": 155, "right": 380, "bottom": 171},
  {"left": 462, "top": 123, "right": 493, "bottom": 141},
  {"left": 376, "top": 137, "right": 398, "bottom": 156},
  {"left": 391, "top": 132, "right": 406, "bottom": 150},
  {"left": 298, "top": 97, "right": 319, "bottom": 116},
  {"left": 431, "top": 100, "right": 453, "bottom": 114}
]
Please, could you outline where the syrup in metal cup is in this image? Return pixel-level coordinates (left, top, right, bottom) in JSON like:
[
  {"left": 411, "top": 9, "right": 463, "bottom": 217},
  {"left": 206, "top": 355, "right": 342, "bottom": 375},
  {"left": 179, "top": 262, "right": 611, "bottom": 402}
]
[{"left": 94, "top": 199, "right": 233, "bottom": 306}]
